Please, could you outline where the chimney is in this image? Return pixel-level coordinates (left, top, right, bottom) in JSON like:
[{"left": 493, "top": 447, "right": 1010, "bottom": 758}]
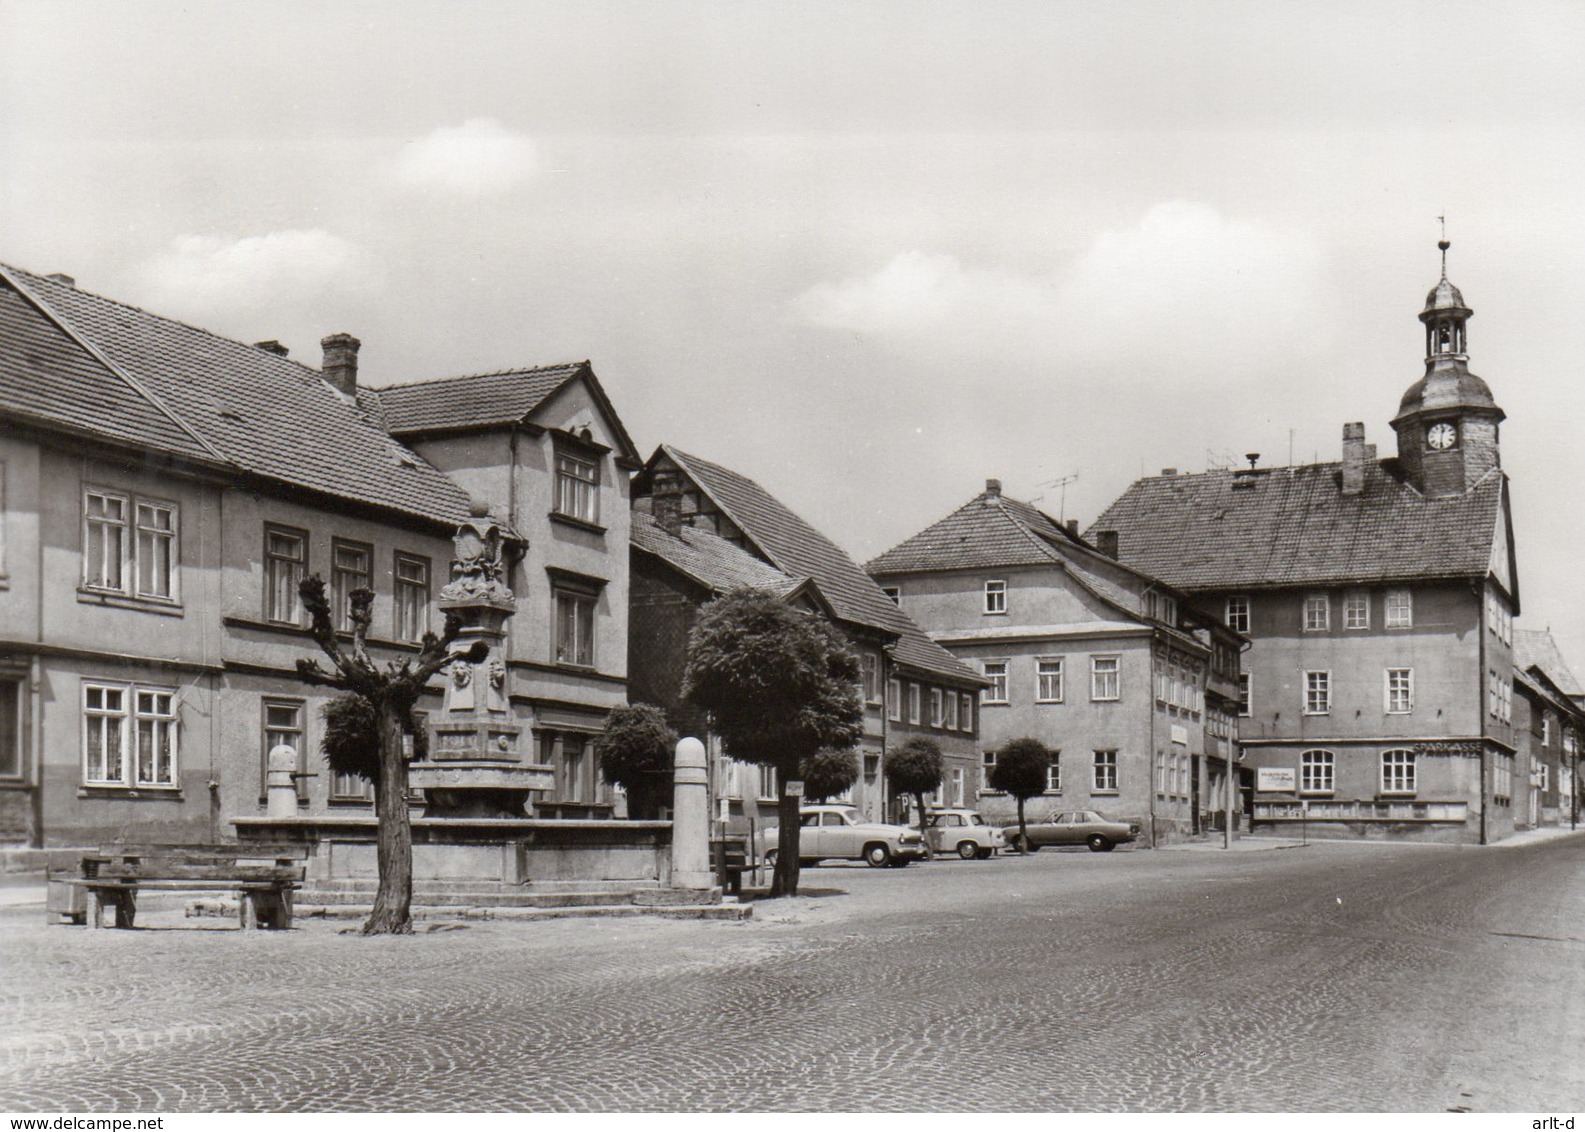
[
  {"left": 46, "top": 273, "right": 75, "bottom": 288},
  {"left": 1065, "top": 519, "right": 1078, "bottom": 536},
  {"left": 1161, "top": 468, "right": 1178, "bottom": 477},
  {"left": 320, "top": 333, "right": 361, "bottom": 396},
  {"left": 1341, "top": 421, "right": 1366, "bottom": 495},
  {"left": 254, "top": 340, "right": 289, "bottom": 357},
  {"left": 1095, "top": 530, "right": 1119, "bottom": 559},
  {"left": 985, "top": 478, "right": 1002, "bottom": 498},
  {"left": 651, "top": 468, "right": 686, "bottom": 536}
]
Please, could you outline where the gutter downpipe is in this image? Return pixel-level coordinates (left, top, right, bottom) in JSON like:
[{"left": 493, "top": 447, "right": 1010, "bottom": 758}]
[
  {"left": 1147, "top": 635, "right": 1157, "bottom": 849},
  {"left": 1478, "top": 583, "right": 1489, "bottom": 846}
]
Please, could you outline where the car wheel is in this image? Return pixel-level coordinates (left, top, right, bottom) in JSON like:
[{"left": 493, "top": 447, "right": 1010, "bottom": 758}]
[
  {"left": 864, "top": 843, "right": 891, "bottom": 868},
  {"left": 1087, "top": 834, "right": 1113, "bottom": 852},
  {"left": 976, "top": 847, "right": 994, "bottom": 860},
  {"left": 957, "top": 841, "right": 978, "bottom": 860}
]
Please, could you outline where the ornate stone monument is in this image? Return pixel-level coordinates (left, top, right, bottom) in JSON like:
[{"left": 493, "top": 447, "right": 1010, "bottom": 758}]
[{"left": 406, "top": 503, "right": 554, "bottom": 817}]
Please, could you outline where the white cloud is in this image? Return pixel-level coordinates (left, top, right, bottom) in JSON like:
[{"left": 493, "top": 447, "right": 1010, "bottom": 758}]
[
  {"left": 137, "top": 230, "right": 364, "bottom": 305},
  {"left": 792, "top": 202, "right": 1333, "bottom": 380},
  {"left": 388, "top": 118, "right": 539, "bottom": 195}
]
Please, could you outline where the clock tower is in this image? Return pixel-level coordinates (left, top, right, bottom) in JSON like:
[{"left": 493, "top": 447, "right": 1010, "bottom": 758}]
[{"left": 1391, "top": 239, "right": 1505, "bottom": 497}]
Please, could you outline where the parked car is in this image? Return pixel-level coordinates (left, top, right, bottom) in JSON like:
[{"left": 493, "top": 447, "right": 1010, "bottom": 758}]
[
  {"left": 924, "top": 808, "right": 1005, "bottom": 859},
  {"left": 1001, "top": 810, "right": 1140, "bottom": 852},
  {"left": 760, "top": 805, "right": 928, "bottom": 867}
]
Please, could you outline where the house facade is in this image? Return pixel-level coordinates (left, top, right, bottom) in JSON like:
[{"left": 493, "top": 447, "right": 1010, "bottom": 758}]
[
  {"left": 0, "top": 263, "right": 635, "bottom": 847},
  {"left": 1512, "top": 629, "right": 1583, "bottom": 831},
  {"left": 629, "top": 445, "right": 986, "bottom": 830},
  {"left": 867, "top": 480, "right": 1245, "bottom": 844},
  {"left": 1089, "top": 247, "right": 1527, "bottom": 843}
]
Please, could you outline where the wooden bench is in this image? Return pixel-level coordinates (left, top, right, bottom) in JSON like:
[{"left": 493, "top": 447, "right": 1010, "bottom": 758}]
[
  {"left": 60, "top": 845, "right": 306, "bottom": 930},
  {"left": 711, "top": 836, "right": 748, "bottom": 896}
]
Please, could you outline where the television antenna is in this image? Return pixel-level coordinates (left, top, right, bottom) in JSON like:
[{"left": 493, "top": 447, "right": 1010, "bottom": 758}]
[{"left": 1034, "top": 473, "right": 1080, "bottom": 520}]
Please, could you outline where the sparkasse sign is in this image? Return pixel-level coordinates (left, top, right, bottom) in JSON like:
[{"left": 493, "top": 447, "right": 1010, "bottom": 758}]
[{"left": 1257, "top": 767, "right": 1297, "bottom": 792}]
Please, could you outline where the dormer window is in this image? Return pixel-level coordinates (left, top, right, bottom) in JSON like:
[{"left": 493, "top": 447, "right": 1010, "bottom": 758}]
[{"left": 554, "top": 450, "right": 600, "bottom": 524}]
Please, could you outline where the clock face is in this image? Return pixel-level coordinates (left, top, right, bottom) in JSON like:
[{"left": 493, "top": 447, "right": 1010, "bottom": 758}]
[{"left": 1427, "top": 422, "right": 1457, "bottom": 451}]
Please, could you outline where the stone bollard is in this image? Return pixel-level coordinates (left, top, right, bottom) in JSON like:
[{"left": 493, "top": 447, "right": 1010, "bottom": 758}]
[
  {"left": 266, "top": 744, "right": 300, "bottom": 818},
  {"left": 670, "top": 737, "right": 712, "bottom": 890}
]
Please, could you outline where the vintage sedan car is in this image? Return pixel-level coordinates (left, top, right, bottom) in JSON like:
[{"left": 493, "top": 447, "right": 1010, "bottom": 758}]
[
  {"left": 924, "top": 808, "right": 1005, "bottom": 859},
  {"left": 1001, "top": 810, "right": 1140, "bottom": 852},
  {"left": 760, "top": 805, "right": 928, "bottom": 867}
]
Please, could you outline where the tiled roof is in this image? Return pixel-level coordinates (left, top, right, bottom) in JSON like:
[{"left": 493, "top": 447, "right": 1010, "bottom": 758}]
[
  {"left": 865, "top": 492, "right": 1072, "bottom": 575},
  {"left": 1087, "top": 461, "right": 1503, "bottom": 591},
  {"left": 631, "top": 510, "right": 806, "bottom": 598},
  {"left": 0, "top": 279, "right": 215, "bottom": 462},
  {"left": 1514, "top": 628, "right": 1584, "bottom": 699},
  {"left": 371, "top": 364, "right": 584, "bottom": 434},
  {"left": 1, "top": 264, "right": 475, "bottom": 530},
  {"left": 659, "top": 447, "right": 983, "bottom": 687}
]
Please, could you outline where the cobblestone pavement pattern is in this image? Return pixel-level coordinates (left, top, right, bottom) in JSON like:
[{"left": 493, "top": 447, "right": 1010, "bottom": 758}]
[{"left": 3, "top": 835, "right": 1583, "bottom": 1112}]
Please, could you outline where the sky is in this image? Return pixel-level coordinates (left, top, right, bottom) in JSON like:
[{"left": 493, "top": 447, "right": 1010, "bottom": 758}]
[{"left": 5, "top": 0, "right": 1585, "bottom": 665}]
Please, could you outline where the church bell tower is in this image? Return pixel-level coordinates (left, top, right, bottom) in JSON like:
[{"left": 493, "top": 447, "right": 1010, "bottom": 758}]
[{"left": 1390, "top": 238, "right": 1505, "bottom": 497}]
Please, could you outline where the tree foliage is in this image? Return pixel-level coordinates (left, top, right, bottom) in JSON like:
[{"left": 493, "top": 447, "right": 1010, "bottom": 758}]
[
  {"left": 681, "top": 589, "right": 864, "bottom": 896},
  {"left": 320, "top": 694, "right": 428, "bottom": 787},
  {"left": 990, "top": 737, "right": 1051, "bottom": 854},
  {"left": 801, "top": 747, "right": 860, "bottom": 803},
  {"left": 294, "top": 574, "right": 485, "bottom": 935},
  {"left": 595, "top": 703, "right": 677, "bottom": 819},
  {"left": 886, "top": 736, "right": 944, "bottom": 856}
]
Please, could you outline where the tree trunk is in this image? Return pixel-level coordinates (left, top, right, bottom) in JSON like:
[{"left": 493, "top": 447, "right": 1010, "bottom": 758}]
[
  {"left": 912, "top": 790, "right": 932, "bottom": 859},
  {"left": 771, "top": 787, "right": 802, "bottom": 897},
  {"left": 363, "top": 699, "right": 415, "bottom": 935},
  {"left": 1017, "top": 796, "right": 1029, "bottom": 855}
]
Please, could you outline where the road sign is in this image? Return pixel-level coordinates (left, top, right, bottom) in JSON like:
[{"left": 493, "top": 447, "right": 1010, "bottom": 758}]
[{"left": 785, "top": 780, "right": 804, "bottom": 798}]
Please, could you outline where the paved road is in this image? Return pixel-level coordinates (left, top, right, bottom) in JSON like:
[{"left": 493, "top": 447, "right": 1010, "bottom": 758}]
[{"left": 3, "top": 834, "right": 1583, "bottom": 1112}]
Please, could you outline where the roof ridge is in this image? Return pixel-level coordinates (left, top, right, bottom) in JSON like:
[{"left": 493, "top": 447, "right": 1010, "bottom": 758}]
[
  {"left": 371, "top": 360, "right": 587, "bottom": 393},
  {"left": 0, "top": 264, "right": 234, "bottom": 467},
  {"left": 992, "top": 496, "right": 1069, "bottom": 561}
]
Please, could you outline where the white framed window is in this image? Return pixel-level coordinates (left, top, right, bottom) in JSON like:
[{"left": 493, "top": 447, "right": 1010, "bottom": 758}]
[
  {"left": 758, "top": 764, "right": 778, "bottom": 801},
  {"left": 959, "top": 693, "right": 974, "bottom": 734},
  {"left": 929, "top": 688, "right": 944, "bottom": 727},
  {"left": 1385, "top": 589, "right": 1413, "bottom": 629},
  {"left": 886, "top": 677, "right": 901, "bottom": 722},
  {"left": 983, "top": 579, "right": 1007, "bottom": 615},
  {"left": 1344, "top": 591, "right": 1370, "bottom": 630},
  {"left": 980, "top": 749, "right": 999, "bottom": 794},
  {"left": 951, "top": 767, "right": 965, "bottom": 806},
  {"left": 1488, "top": 670, "right": 1499, "bottom": 718},
  {"left": 881, "top": 586, "right": 901, "bottom": 605},
  {"left": 1036, "top": 657, "right": 1065, "bottom": 703},
  {"left": 554, "top": 450, "right": 600, "bottom": 524},
  {"left": 83, "top": 488, "right": 179, "bottom": 602},
  {"left": 554, "top": 586, "right": 598, "bottom": 667},
  {"left": 394, "top": 552, "right": 431, "bottom": 643},
  {"left": 1301, "top": 749, "right": 1334, "bottom": 794},
  {"left": 944, "top": 690, "right": 958, "bottom": 731},
  {"left": 262, "top": 697, "right": 307, "bottom": 802},
  {"left": 0, "top": 677, "right": 21, "bottom": 780},
  {"left": 981, "top": 661, "right": 1008, "bottom": 705},
  {"left": 1303, "top": 593, "right": 1329, "bottom": 632},
  {"left": 1045, "top": 753, "right": 1062, "bottom": 793},
  {"left": 1090, "top": 655, "right": 1120, "bottom": 702},
  {"left": 861, "top": 653, "right": 882, "bottom": 705},
  {"left": 1539, "top": 764, "right": 1550, "bottom": 792},
  {"left": 1225, "top": 595, "right": 1250, "bottom": 634},
  {"left": 1385, "top": 668, "right": 1414, "bottom": 714},
  {"left": 84, "top": 681, "right": 177, "bottom": 788},
  {"left": 331, "top": 539, "right": 373, "bottom": 632},
  {"left": 1500, "top": 677, "right": 1512, "bottom": 723},
  {"left": 1093, "top": 750, "right": 1118, "bottom": 792},
  {"left": 264, "top": 525, "right": 308, "bottom": 624},
  {"left": 1381, "top": 749, "right": 1416, "bottom": 794},
  {"left": 1304, "top": 671, "right": 1331, "bottom": 715},
  {"left": 1541, "top": 714, "right": 1552, "bottom": 746},
  {"left": 908, "top": 683, "right": 922, "bottom": 725},
  {"left": 1494, "top": 754, "right": 1513, "bottom": 806},
  {"left": 1237, "top": 672, "right": 1252, "bottom": 718}
]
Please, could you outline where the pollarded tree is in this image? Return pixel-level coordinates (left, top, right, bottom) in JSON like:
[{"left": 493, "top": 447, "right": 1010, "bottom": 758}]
[
  {"left": 682, "top": 589, "right": 865, "bottom": 896},
  {"left": 595, "top": 703, "right": 678, "bottom": 820},
  {"left": 321, "top": 693, "right": 428, "bottom": 789},
  {"left": 801, "top": 747, "right": 861, "bottom": 804},
  {"left": 886, "top": 737, "right": 944, "bottom": 858},
  {"left": 295, "top": 575, "right": 486, "bottom": 935},
  {"left": 990, "top": 737, "right": 1051, "bottom": 854}
]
